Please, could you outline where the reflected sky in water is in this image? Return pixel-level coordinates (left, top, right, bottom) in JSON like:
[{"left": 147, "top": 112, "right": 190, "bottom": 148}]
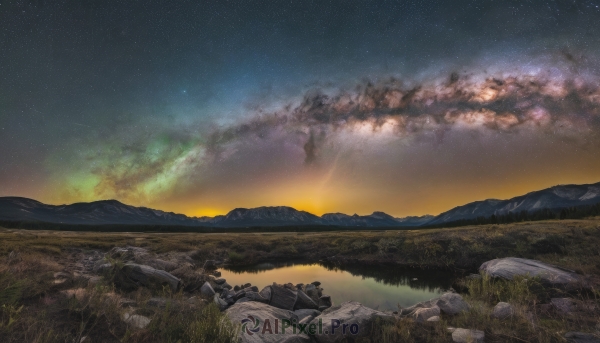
[{"left": 222, "top": 263, "right": 454, "bottom": 311}]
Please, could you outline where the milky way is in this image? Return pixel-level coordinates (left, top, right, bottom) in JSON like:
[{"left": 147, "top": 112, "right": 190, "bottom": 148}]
[{"left": 1, "top": 1, "right": 600, "bottom": 216}]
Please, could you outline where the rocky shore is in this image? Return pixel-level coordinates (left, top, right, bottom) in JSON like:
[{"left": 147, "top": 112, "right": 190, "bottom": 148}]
[{"left": 30, "top": 245, "right": 596, "bottom": 343}]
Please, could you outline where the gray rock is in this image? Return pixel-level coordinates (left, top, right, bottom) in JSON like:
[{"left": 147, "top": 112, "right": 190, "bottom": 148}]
[
  {"left": 117, "top": 263, "right": 181, "bottom": 292},
  {"left": 214, "top": 277, "right": 226, "bottom": 285},
  {"left": 311, "top": 281, "right": 321, "bottom": 286},
  {"left": 259, "top": 286, "right": 272, "bottom": 302},
  {"left": 294, "top": 290, "right": 318, "bottom": 310},
  {"left": 491, "top": 302, "right": 514, "bottom": 319},
  {"left": 413, "top": 306, "right": 440, "bottom": 323},
  {"left": 245, "top": 291, "right": 269, "bottom": 303},
  {"left": 242, "top": 283, "right": 252, "bottom": 288},
  {"left": 226, "top": 301, "right": 301, "bottom": 343},
  {"left": 309, "top": 301, "right": 393, "bottom": 343},
  {"left": 401, "top": 292, "right": 468, "bottom": 316},
  {"left": 565, "top": 332, "right": 600, "bottom": 343},
  {"left": 270, "top": 283, "right": 298, "bottom": 311},
  {"left": 437, "top": 293, "right": 469, "bottom": 315},
  {"left": 551, "top": 298, "right": 577, "bottom": 314},
  {"left": 213, "top": 270, "right": 222, "bottom": 277},
  {"left": 318, "top": 294, "right": 332, "bottom": 311},
  {"left": 200, "top": 282, "right": 216, "bottom": 297},
  {"left": 294, "top": 309, "right": 321, "bottom": 322},
  {"left": 427, "top": 316, "right": 440, "bottom": 322},
  {"left": 214, "top": 294, "right": 229, "bottom": 310},
  {"left": 452, "top": 328, "right": 485, "bottom": 343},
  {"left": 479, "top": 257, "right": 584, "bottom": 288}
]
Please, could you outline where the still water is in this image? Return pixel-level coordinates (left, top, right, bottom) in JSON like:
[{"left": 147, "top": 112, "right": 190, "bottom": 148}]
[{"left": 221, "top": 262, "right": 455, "bottom": 311}]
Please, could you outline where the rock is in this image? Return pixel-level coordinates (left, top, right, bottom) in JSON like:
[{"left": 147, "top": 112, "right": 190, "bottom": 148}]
[
  {"left": 437, "top": 293, "right": 469, "bottom": 315},
  {"left": 564, "top": 332, "right": 600, "bottom": 343},
  {"left": 122, "top": 312, "right": 151, "bottom": 329},
  {"left": 242, "top": 283, "right": 252, "bottom": 289},
  {"left": 200, "top": 282, "right": 216, "bottom": 297},
  {"left": 294, "top": 290, "right": 318, "bottom": 310},
  {"left": 491, "top": 302, "right": 514, "bottom": 319},
  {"left": 226, "top": 301, "right": 303, "bottom": 343},
  {"left": 305, "top": 284, "right": 320, "bottom": 304},
  {"left": 259, "top": 286, "right": 272, "bottom": 302},
  {"left": 452, "top": 328, "right": 485, "bottom": 343},
  {"left": 480, "top": 257, "right": 584, "bottom": 288},
  {"left": 94, "top": 263, "right": 112, "bottom": 274},
  {"left": 203, "top": 260, "right": 217, "bottom": 270},
  {"left": 296, "top": 283, "right": 304, "bottom": 290},
  {"left": 118, "top": 298, "right": 137, "bottom": 308},
  {"left": 309, "top": 301, "right": 393, "bottom": 343},
  {"left": 234, "top": 285, "right": 241, "bottom": 292},
  {"left": 214, "top": 277, "right": 226, "bottom": 285},
  {"left": 245, "top": 291, "right": 269, "bottom": 303},
  {"left": 311, "top": 281, "right": 321, "bottom": 286},
  {"left": 213, "top": 270, "right": 222, "bottom": 277},
  {"left": 466, "top": 274, "right": 482, "bottom": 280},
  {"left": 270, "top": 283, "right": 298, "bottom": 310},
  {"left": 401, "top": 292, "right": 468, "bottom": 316},
  {"left": 413, "top": 306, "right": 440, "bottom": 323},
  {"left": 551, "top": 298, "right": 577, "bottom": 314},
  {"left": 427, "top": 316, "right": 440, "bottom": 322},
  {"left": 235, "top": 297, "right": 251, "bottom": 304},
  {"left": 116, "top": 263, "right": 181, "bottom": 292},
  {"left": 318, "top": 295, "right": 332, "bottom": 311},
  {"left": 214, "top": 294, "right": 229, "bottom": 311},
  {"left": 294, "top": 309, "right": 321, "bottom": 322}
]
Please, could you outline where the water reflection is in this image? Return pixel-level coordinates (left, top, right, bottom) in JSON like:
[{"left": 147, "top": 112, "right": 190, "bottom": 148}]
[{"left": 222, "top": 262, "right": 456, "bottom": 311}]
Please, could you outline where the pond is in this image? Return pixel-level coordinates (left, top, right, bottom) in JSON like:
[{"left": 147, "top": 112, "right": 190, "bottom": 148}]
[{"left": 221, "top": 262, "right": 456, "bottom": 311}]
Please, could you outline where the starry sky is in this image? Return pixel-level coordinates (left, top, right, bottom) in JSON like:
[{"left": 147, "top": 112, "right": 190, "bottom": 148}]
[{"left": 1, "top": 0, "right": 600, "bottom": 217}]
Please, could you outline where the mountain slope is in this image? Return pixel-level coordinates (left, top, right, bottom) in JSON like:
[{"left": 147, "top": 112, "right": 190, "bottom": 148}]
[
  {"left": 0, "top": 197, "right": 200, "bottom": 226},
  {"left": 425, "top": 182, "right": 600, "bottom": 226}
]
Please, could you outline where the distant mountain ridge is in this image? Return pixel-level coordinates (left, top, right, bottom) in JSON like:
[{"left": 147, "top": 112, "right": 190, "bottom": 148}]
[
  {"left": 0, "top": 181, "right": 599, "bottom": 228},
  {"left": 424, "top": 182, "right": 600, "bottom": 226}
]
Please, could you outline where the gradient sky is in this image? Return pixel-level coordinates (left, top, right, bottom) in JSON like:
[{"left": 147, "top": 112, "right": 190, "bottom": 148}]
[{"left": 1, "top": 0, "right": 600, "bottom": 217}]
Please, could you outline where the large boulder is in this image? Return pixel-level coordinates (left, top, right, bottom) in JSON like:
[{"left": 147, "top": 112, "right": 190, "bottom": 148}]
[
  {"left": 115, "top": 263, "right": 181, "bottom": 292},
  {"left": 480, "top": 258, "right": 585, "bottom": 288},
  {"left": 226, "top": 302, "right": 310, "bottom": 343},
  {"left": 309, "top": 301, "right": 394, "bottom": 343},
  {"left": 270, "top": 283, "right": 298, "bottom": 311}
]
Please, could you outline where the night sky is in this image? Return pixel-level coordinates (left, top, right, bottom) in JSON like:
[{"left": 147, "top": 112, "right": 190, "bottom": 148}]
[{"left": 2, "top": 0, "right": 600, "bottom": 217}]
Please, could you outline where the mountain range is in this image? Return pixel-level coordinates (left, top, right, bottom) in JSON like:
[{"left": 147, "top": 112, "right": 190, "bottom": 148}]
[{"left": 0, "top": 181, "right": 599, "bottom": 228}]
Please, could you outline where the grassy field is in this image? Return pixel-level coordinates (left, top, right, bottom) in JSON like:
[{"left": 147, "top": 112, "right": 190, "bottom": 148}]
[{"left": 1, "top": 218, "right": 599, "bottom": 342}]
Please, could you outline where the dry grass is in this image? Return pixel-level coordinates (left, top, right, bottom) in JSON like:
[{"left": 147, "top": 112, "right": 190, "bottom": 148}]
[{"left": 0, "top": 218, "right": 599, "bottom": 342}]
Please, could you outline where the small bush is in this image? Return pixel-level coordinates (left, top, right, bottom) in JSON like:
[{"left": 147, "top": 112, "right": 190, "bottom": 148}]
[{"left": 227, "top": 251, "right": 246, "bottom": 264}]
